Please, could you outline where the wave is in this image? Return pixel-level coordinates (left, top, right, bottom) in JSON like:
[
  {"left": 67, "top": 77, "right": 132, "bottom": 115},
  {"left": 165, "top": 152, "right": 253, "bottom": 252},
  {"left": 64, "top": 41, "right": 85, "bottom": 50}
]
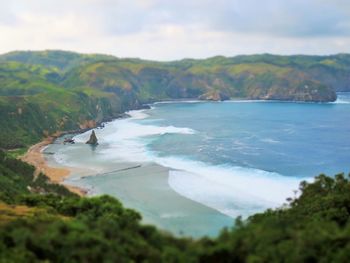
[
  {"left": 160, "top": 157, "right": 304, "bottom": 218},
  {"left": 223, "top": 99, "right": 268, "bottom": 103},
  {"left": 332, "top": 93, "right": 350, "bottom": 104},
  {"left": 260, "top": 138, "right": 280, "bottom": 144},
  {"left": 127, "top": 109, "right": 150, "bottom": 119},
  {"left": 153, "top": 100, "right": 204, "bottom": 105},
  {"left": 72, "top": 110, "right": 196, "bottom": 162},
  {"left": 69, "top": 108, "right": 306, "bottom": 218},
  {"left": 332, "top": 99, "right": 350, "bottom": 104}
]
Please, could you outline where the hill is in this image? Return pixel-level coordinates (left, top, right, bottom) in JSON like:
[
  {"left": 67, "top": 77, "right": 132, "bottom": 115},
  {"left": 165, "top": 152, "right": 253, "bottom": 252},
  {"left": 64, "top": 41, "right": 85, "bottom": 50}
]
[
  {"left": 1, "top": 50, "right": 349, "bottom": 149},
  {"left": 0, "top": 51, "right": 350, "bottom": 261}
]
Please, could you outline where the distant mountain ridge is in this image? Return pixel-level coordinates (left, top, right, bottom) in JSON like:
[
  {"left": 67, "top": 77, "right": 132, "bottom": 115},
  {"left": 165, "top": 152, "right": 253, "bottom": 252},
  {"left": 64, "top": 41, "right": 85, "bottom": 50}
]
[{"left": 0, "top": 50, "right": 348, "bottom": 148}]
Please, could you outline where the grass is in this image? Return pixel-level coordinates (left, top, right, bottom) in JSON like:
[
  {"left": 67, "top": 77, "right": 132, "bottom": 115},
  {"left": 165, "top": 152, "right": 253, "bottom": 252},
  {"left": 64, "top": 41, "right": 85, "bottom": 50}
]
[
  {"left": 5, "top": 148, "right": 28, "bottom": 159},
  {"left": 0, "top": 203, "right": 41, "bottom": 224}
]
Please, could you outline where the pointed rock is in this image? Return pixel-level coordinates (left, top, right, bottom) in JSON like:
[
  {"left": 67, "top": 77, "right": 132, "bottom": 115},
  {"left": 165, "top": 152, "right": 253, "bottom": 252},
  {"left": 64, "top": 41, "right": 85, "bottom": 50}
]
[{"left": 86, "top": 130, "right": 98, "bottom": 145}]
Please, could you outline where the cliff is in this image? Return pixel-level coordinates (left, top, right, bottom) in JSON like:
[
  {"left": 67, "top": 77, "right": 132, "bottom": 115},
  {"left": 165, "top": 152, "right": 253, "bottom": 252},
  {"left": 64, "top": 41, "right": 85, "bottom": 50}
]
[{"left": 0, "top": 50, "right": 347, "bottom": 148}]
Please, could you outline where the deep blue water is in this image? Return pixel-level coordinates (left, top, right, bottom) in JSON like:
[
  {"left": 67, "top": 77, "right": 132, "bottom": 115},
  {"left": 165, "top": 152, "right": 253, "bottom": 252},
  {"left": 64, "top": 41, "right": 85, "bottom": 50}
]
[{"left": 144, "top": 94, "right": 350, "bottom": 178}]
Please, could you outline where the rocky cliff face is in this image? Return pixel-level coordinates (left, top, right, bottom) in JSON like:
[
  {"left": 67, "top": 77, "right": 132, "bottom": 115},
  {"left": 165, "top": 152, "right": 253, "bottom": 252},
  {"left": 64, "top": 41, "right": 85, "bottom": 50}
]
[
  {"left": 306, "top": 67, "right": 350, "bottom": 92},
  {"left": 0, "top": 88, "right": 121, "bottom": 149},
  {"left": 64, "top": 60, "right": 336, "bottom": 103},
  {"left": 198, "top": 90, "right": 230, "bottom": 101},
  {"left": 244, "top": 76, "right": 337, "bottom": 102}
]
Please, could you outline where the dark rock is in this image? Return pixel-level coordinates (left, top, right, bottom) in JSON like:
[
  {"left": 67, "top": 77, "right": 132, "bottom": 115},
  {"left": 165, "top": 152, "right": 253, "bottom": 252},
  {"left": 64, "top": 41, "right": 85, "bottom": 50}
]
[
  {"left": 86, "top": 130, "right": 98, "bottom": 145},
  {"left": 64, "top": 138, "right": 75, "bottom": 144},
  {"left": 139, "top": 104, "right": 151, "bottom": 109}
]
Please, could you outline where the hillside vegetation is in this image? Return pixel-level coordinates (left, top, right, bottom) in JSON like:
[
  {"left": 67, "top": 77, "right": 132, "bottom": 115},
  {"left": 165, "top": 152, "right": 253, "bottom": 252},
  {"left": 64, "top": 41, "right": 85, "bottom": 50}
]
[
  {"left": 0, "top": 151, "right": 349, "bottom": 262},
  {"left": 1, "top": 50, "right": 349, "bottom": 148}
]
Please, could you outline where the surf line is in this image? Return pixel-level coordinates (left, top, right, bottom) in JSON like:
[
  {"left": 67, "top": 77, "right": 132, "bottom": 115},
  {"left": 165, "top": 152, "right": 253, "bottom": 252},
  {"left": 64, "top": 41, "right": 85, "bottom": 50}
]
[{"left": 80, "top": 165, "right": 143, "bottom": 179}]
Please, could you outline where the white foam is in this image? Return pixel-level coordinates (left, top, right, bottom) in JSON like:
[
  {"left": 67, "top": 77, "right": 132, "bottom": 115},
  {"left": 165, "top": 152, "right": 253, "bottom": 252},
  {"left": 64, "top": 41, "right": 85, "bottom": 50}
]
[
  {"left": 332, "top": 99, "right": 350, "bottom": 104},
  {"left": 74, "top": 114, "right": 195, "bottom": 143},
  {"left": 223, "top": 99, "right": 268, "bottom": 103},
  {"left": 40, "top": 145, "right": 49, "bottom": 153},
  {"left": 127, "top": 109, "right": 150, "bottom": 119},
  {"left": 71, "top": 110, "right": 196, "bottom": 163},
  {"left": 157, "top": 157, "right": 304, "bottom": 218},
  {"left": 106, "top": 123, "right": 195, "bottom": 140},
  {"left": 332, "top": 93, "right": 350, "bottom": 104},
  {"left": 66, "top": 108, "right": 307, "bottom": 218},
  {"left": 261, "top": 138, "right": 280, "bottom": 144},
  {"left": 153, "top": 100, "right": 204, "bottom": 105}
]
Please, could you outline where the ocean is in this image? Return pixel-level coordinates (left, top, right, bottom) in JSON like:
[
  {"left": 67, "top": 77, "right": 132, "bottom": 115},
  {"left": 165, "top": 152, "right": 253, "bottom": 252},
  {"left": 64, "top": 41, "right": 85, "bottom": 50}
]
[{"left": 45, "top": 92, "right": 350, "bottom": 237}]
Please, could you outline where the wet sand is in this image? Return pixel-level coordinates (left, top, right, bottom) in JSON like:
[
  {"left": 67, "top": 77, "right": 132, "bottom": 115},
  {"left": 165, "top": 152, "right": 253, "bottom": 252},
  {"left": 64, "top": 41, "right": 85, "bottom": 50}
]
[
  {"left": 26, "top": 136, "right": 234, "bottom": 237},
  {"left": 21, "top": 138, "right": 86, "bottom": 196},
  {"left": 70, "top": 160, "right": 234, "bottom": 237}
]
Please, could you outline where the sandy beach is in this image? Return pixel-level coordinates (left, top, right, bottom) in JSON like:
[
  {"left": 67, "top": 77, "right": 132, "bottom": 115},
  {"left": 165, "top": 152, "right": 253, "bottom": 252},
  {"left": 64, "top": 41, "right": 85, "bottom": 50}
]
[
  {"left": 82, "top": 161, "right": 234, "bottom": 237},
  {"left": 21, "top": 138, "right": 86, "bottom": 196},
  {"left": 35, "top": 133, "right": 234, "bottom": 237}
]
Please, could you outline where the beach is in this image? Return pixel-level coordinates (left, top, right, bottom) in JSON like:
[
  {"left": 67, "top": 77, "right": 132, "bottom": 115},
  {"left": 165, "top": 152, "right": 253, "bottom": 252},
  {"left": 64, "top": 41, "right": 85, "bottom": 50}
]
[
  {"left": 18, "top": 128, "right": 234, "bottom": 237},
  {"left": 19, "top": 94, "right": 349, "bottom": 237},
  {"left": 21, "top": 137, "right": 87, "bottom": 196},
  {"left": 71, "top": 160, "right": 234, "bottom": 237},
  {"left": 39, "top": 135, "right": 234, "bottom": 237}
]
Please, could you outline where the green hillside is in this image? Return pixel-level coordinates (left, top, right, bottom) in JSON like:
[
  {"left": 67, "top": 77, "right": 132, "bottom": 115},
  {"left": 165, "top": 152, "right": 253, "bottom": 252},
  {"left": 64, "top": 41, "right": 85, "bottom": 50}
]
[
  {"left": 0, "top": 151, "right": 349, "bottom": 262},
  {"left": 1, "top": 50, "right": 349, "bottom": 149},
  {"left": 0, "top": 50, "right": 115, "bottom": 71},
  {"left": 0, "top": 50, "right": 350, "bottom": 261},
  {"left": 0, "top": 59, "right": 122, "bottom": 149}
]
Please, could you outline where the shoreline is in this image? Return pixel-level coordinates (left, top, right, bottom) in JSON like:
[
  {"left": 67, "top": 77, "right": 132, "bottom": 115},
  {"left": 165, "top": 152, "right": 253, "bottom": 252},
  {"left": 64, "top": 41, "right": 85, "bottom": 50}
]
[
  {"left": 16, "top": 94, "right": 350, "bottom": 237},
  {"left": 21, "top": 137, "right": 87, "bottom": 196},
  {"left": 18, "top": 97, "right": 321, "bottom": 197},
  {"left": 18, "top": 112, "right": 133, "bottom": 196},
  {"left": 32, "top": 108, "right": 235, "bottom": 236}
]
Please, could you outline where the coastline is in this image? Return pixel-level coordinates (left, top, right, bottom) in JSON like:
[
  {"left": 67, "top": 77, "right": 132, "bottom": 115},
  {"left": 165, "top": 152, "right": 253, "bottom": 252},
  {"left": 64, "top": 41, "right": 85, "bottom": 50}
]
[
  {"left": 32, "top": 107, "right": 235, "bottom": 237},
  {"left": 18, "top": 96, "right": 345, "bottom": 236},
  {"left": 18, "top": 112, "right": 132, "bottom": 196},
  {"left": 18, "top": 97, "right": 328, "bottom": 199},
  {"left": 21, "top": 137, "right": 87, "bottom": 196},
  {"left": 22, "top": 137, "right": 234, "bottom": 236}
]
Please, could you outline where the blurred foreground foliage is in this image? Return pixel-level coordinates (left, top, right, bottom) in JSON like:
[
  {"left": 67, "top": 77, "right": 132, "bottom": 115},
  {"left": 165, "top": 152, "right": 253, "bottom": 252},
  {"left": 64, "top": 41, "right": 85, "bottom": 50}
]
[{"left": 0, "top": 151, "right": 349, "bottom": 262}]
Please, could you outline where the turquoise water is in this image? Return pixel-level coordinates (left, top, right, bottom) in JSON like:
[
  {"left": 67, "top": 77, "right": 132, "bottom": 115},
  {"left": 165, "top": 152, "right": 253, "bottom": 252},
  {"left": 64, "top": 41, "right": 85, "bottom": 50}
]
[
  {"left": 147, "top": 95, "right": 350, "bottom": 178},
  {"left": 47, "top": 93, "right": 350, "bottom": 236}
]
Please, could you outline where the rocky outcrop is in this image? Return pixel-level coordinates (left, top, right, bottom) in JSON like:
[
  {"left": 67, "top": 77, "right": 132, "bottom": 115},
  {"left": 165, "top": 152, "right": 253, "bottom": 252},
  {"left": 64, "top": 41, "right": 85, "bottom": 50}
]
[
  {"left": 86, "top": 130, "right": 98, "bottom": 145},
  {"left": 198, "top": 91, "right": 230, "bottom": 101},
  {"left": 79, "top": 120, "right": 97, "bottom": 130}
]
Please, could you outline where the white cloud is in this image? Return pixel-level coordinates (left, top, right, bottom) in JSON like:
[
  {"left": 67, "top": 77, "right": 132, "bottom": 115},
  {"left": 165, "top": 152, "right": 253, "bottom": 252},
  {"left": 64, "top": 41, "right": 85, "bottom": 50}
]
[{"left": 0, "top": 0, "right": 349, "bottom": 60}]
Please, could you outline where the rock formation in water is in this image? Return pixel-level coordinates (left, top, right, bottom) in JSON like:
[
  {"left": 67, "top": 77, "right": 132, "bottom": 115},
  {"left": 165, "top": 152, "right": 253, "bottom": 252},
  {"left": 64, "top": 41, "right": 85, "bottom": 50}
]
[{"left": 86, "top": 130, "right": 98, "bottom": 145}]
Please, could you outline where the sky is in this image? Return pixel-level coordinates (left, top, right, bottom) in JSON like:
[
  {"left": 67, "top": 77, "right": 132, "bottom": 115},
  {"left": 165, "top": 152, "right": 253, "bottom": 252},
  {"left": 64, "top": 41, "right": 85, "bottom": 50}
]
[{"left": 0, "top": 0, "right": 350, "bottom": 60}]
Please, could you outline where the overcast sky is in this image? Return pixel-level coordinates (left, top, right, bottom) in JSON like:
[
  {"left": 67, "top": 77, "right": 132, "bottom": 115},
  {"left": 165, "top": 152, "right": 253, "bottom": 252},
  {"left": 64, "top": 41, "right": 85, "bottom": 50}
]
[{"left": 1, "top": 0, "right": 350, "bottom": 60}]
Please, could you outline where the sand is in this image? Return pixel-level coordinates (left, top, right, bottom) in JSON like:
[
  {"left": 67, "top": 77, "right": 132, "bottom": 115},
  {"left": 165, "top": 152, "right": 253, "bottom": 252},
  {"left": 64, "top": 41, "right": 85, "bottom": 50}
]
[
  {"left": 79, "top": 161, "right": 234, "bottom": 237},
  {"left": 23, "top": 136, "right": 234, "bottom": 237},
  {"left": 21, "top": 138, "right": 86, "bottom": 196}
]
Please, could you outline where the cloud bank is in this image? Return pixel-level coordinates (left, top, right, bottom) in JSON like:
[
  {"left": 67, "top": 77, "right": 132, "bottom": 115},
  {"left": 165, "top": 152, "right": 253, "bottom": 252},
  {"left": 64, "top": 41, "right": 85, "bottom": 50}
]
[{"left": 0, "top": 0, "right": 350, "bottom": 60}]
